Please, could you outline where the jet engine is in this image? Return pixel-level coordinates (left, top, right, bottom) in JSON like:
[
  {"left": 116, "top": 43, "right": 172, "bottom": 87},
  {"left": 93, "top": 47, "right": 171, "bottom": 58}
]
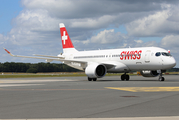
[
  {"left": 85, "top": 63, "right": 106, "bottom": 78},
  {"left": 140, "top": 70, "right": 159, "bottom": 77}
]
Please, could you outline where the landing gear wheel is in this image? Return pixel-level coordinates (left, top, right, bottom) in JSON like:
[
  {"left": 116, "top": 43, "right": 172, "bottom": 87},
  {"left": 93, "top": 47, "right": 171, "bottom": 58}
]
[
  {"left": 159, "top": 77, "right": 165, "bottom": 81},
  {"left": 88, "top": 77, "right": 97, "bottom": 81},
  {"left": 126, "top": 75, "right": 130, "bottom": 81},
  {"left": 158, "top": 71, "right": 165, "bottom": 81},
  {"left": 93, "top": 78, "right": 97, "bottom": 81},
  {"left": 121, "top": 74, "right": 130, "bottom": 81},
  {"left": 121, "top": 74, "right": 125, "bottom": 81},
  {"left": 88, "top": 77, "right": 92, "bottom": 81}
]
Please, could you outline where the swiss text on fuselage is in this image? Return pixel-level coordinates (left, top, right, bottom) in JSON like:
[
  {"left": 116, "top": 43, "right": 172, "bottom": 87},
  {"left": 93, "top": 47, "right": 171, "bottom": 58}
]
[{"left": 120, "top": 50, "right": 142, "bottom": 60}]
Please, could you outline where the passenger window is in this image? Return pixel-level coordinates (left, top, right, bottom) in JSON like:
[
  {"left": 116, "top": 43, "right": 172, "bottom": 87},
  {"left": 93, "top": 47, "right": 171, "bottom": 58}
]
[{"left": 155, "top": 52, "right": 161, "bottom": 57}]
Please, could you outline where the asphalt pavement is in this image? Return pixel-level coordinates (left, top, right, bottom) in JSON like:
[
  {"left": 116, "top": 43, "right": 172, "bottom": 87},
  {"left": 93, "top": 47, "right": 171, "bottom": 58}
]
[{"left": 0, "top": 75, "right": 179, "bottom": 119}]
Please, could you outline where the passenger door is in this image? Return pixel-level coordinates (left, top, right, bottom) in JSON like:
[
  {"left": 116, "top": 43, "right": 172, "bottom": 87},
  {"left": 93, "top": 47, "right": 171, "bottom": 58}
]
[{"left": 145, "top": 50, "right": 151, "bottom": 63}]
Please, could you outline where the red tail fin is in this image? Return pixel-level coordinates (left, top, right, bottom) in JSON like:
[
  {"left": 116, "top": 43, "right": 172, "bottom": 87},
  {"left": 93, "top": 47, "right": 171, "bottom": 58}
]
[{"left": 59, "top": 23, "right": 74, "bottom": 49}]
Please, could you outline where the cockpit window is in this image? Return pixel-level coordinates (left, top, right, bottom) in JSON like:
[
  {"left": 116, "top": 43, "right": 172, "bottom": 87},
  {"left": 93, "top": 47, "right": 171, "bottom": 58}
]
[
  {"left": 155, "top": 52, "right": 172, "bottom": 57},
  {"left": 161, "top": 52, "right": 172, "bottom": 56},
  {"left": 155, "top": 52, "right": 161, "bottom": 56}
]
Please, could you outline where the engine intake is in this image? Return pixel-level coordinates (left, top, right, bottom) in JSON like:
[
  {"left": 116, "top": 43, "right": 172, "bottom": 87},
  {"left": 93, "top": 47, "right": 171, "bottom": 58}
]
[
  {"left": 140, "top": 70, "right": 159, "bottom": 77},
  {"left": 85, "top": 63, "right": 106, "bottom": 78}
]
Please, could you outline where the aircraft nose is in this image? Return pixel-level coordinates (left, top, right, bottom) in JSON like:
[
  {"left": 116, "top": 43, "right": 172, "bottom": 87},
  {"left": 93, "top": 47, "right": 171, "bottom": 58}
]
[
  {"left": 169, "top": 57, "right": 176, "bottom": 68},
  {"left": 163, "top": 57, "right": 176, "bottom": 69}
]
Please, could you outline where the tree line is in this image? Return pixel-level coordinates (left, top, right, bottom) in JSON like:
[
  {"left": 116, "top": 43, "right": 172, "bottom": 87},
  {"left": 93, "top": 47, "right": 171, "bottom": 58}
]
[
  {"left": 0, "top": 62, "right": 178, "bottom": 73},
  {"left": 0, "top": 62, "right": 81, "bottom": 73}
]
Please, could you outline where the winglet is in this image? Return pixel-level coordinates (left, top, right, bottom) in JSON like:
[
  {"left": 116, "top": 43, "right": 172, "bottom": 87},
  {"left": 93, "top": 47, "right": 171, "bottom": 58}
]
[{"left": 3, "top": 48, "right": 14, "bottom": 56}]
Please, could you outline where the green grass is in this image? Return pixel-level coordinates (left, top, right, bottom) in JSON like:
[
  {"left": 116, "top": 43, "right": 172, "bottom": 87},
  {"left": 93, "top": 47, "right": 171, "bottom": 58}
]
[{"left": 0, "top": 72, "right": 178, "bottom": 79}]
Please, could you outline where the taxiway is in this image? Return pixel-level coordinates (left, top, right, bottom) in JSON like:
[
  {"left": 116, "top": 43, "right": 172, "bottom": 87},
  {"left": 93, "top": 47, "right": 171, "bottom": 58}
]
[{"left": 0, "top": 75, "right": 179, "bottom": 119}]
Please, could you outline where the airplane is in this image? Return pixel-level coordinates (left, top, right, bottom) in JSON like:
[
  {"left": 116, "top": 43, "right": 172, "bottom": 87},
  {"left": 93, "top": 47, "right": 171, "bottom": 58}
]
[{"left": 4, "top": 23, "right": 176, "bottom": 81}]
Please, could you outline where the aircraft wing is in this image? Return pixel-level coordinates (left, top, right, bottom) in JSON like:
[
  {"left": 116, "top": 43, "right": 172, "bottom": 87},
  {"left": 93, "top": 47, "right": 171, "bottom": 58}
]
[
  {"left": 3, "top": 48, "right": 89, "bottom": 64},
  {"left": 4, "top": 48, "right": 115, "bottom": 69},
  {"left": 3, "top": 48, "right": 65, "bottom": 62}
]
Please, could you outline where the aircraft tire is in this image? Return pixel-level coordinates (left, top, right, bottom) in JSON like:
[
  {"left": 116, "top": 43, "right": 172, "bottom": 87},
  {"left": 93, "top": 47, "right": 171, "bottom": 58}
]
[
  {"left": 159, "top": 77, "right": 165, "bottom": 81},
  {"left": 126, "top": 75, "right": 130, "bottom": 81},
  {"left": 162, "top": 77, "right": 165, "bottom": 81},
  {"left": 93, "top": 78, "right": 97, "bottom": 81},
  {"left": 88, "top": 77, "right": 92, "bottom": 81},
  {"left": 121, "top": 74, "right": 125, "bottom": 81}
]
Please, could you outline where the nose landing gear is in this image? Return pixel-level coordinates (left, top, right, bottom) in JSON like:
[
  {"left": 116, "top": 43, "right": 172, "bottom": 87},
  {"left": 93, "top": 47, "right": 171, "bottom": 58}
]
[
  {"left": 158, "top": 70, "right": 166, "bottom": 81},
  {"left": 159, "top": 73, "right": 165, "bottom": 81}
]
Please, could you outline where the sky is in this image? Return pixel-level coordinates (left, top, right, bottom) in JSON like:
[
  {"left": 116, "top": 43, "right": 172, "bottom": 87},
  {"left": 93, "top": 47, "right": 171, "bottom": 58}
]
[{"left": 0, "top": 0, "right": 178, "bottom": 67}]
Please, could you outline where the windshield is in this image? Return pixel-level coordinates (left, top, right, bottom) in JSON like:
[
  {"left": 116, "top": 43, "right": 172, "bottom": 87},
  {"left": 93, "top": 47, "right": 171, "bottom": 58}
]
[
  {"left": 155, "top": 52, "right": 172, "bottom": 57},
  {"left": 161, "top": 52, "right": 172, "bottom": 56}
]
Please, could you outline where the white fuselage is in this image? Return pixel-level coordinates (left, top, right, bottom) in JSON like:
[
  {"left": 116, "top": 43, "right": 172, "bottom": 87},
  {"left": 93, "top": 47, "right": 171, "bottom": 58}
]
[{"left": 62, "top": 47, "right": 176, "bottom": 72}]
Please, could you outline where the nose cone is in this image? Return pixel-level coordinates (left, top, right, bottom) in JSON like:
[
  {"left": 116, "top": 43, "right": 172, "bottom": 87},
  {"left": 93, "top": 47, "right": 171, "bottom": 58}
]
[
  {"left": 172, "top": 58, "right": 177, "bottom": 67},
  {"left": 163, "top": 57, "right": 176, "bottom": 69}
]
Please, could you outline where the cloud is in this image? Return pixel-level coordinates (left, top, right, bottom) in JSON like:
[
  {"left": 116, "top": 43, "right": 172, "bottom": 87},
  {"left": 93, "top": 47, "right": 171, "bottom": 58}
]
[
  {"left": 19, "top": 0, "right": 167, "bottom": 32},
  {"left": 70, "top": 15, "right": 117, "bottom": 29},
  {"left": 134, "top": 40, "right": 143, "bottom": 44},
  {"left": 161, "top": 35, "right": 179, "bottom": 51},
  {"left": 126, "top": 4, "right": 179, "bottom": 37},
  {"left": 73, "top": 29, "right": 158, "bottom": 51},
  {"left": 21, "top": 0, "right": 163, "bottom": 19},
  {"left": 126, "top": 10, "right": 171, "bottom": 37},
  {"left": 91, "top": 29, "right": 117, "bottom": 44}
]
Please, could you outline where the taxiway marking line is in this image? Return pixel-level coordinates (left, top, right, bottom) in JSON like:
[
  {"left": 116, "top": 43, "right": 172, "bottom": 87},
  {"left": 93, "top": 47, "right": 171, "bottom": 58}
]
[{"left": 106, "top": 87, "right": 179, "bottom": 92}]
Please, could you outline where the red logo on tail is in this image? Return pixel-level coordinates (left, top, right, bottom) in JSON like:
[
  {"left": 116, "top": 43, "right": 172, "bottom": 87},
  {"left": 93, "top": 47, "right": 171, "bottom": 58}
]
[{"left": 60, "top": 24, "right": 74, "bottom": 49}]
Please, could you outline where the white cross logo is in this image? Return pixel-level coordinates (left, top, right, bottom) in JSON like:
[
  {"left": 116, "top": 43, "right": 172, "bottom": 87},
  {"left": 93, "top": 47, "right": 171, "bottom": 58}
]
[{"left": 62, "top": 31, "right": 67, "bottom": 45}]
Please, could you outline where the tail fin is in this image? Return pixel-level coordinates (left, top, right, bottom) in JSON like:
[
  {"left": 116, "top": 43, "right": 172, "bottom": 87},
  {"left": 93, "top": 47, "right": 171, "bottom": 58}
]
[{"left": 59, "top": 23, "right": 78, "bottom": 53}]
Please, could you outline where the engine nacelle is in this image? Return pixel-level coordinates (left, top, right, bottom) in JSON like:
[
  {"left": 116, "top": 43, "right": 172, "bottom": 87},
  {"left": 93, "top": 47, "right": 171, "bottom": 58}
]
[
  {"left": 140, "top": 70, "right": 159, "bottom": 77},
  {"left": 85, "top": 63, "right": 106, "bottom": 78}
]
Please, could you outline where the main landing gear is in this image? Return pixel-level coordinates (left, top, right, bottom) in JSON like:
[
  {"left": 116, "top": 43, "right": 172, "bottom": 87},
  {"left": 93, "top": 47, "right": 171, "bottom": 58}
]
[
  {"left": 88, "top": 77, "right": 97, "bottom": 81},
  {"left": 121, "top": 73, "right": 130, "bottom": 81}
]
